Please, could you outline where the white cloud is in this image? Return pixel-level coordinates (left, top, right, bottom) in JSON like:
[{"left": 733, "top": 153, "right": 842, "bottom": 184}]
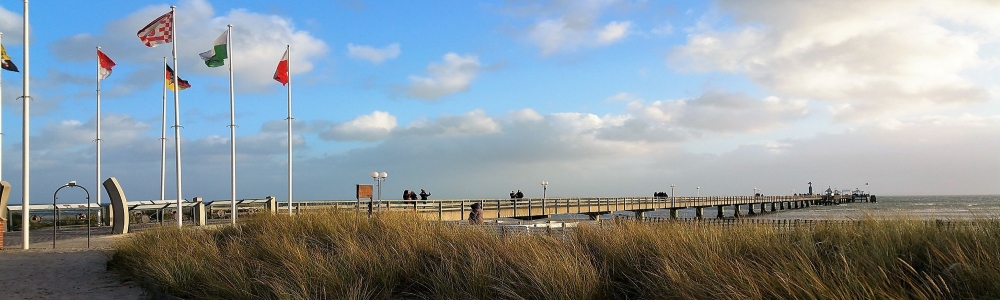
[
  {"left": 405, "top": 53, "right": 482, "bottom": 100},
  {"left": 515, "top": 0, "right": 634, "bottom": 54},
  {"left": 0, "top": 6, "right": 24, "bottom": 43},
  {"left": 670, "top": 0, "right": 998, "bottom": 118},
  {"left": 347, "top": 43, "right": 401, "bottom": 64},
  {"left": 320, "top": 111, "right": 397, "bottom": 141},
  {"left": 596, "top": 21, "right": 631, "bottom": 44},
  {"left": 400, "top": 109, "right": 500, "bottom": 137}
]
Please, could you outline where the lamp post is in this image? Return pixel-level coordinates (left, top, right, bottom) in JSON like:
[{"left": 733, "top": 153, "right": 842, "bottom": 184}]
[
  {"left": 540, "top": 181, "right": 548, "bottom": 199},
  {"left": 696, "top": 186, "right": 700, "bottom": 197},
  {"left": 670, "top": 184, "right": 675, "bottom": 208},
  {"left": 52, "top": 181, "right": 91, "bottom": 249},
  {"left": 371, "top": 171, "right": 387, "bottom": 210}
]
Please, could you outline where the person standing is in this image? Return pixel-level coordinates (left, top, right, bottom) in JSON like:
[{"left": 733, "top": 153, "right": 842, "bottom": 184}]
[
  {"left": 403, "top": 189, "right": 411, "bottom": 205},
  {"left": 410, "top": 190, "right": 419, "bottom": 204},
  {"left": 419, "top": 189, "right": 431, "bottom": 200},
  {"left": 468, "top": 202, "right": 484, "bottom": 225},
  {"left": 515, "top": 190, "right": 524, "bottom": 199}
]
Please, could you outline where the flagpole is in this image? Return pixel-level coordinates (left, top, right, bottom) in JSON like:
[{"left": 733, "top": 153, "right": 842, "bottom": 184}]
[
  {"left": 227, "top": 24, "right": 236, "bottom": 225},
  {"left": 21, "top": 0, "right": 31, "bottom": 249},
  {"left": 170, "top": 5, "right": 183, "bottom": 228},
  {"left": 160, "top": 57, "right": 166, "bottom": 203},
  {"left": 95, "top": 46, "right": 102, "bottom": 210},
  {"left": 286, "top": 44, "right": 292, "bottom": 215}
]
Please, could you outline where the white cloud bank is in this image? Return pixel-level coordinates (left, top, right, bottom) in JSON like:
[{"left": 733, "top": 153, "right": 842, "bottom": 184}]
[{"left": 670, "top": 0, "right": 1000, "bottom": 120}]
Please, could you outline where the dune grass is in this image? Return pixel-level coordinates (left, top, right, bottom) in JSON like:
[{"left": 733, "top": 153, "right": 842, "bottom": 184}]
[{"left": 110, "top": 211, "right": 1000, "bottom": 299}]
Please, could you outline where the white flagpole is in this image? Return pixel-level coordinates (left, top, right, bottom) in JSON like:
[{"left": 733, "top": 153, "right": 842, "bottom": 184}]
[
  {"left": 227, "top": 25, "right": 236, "bottom": 224},
  {"left": 160, "top": 57, "right": 166, "bottom": 202},
  {"left": 286, "top": 45, "right": 293, "bottom": 215},
  {"left": 21, "top": 0, "right": 31, "bottom": 249},
  {"left": 170, "top": 6, "right": 183, "bottom": 228},
  {"left": 95, "top": 46, "right": 102, "bottom": 210}
]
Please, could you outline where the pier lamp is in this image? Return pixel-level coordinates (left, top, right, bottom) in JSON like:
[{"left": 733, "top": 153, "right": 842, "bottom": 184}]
[
  {"left": 371, "top": 172, "right": 387, "bottom": 209},
  {"left": 540, "top": 181, "right": 548, "bottom": 199},
  {"left": 53, "top": 181, "right": 92, "bottom": 249},
  {"left": 696, "top": 186, "right": 700, "bottom": 197},
  {"left": 670, "top": 184, "right": 676, "bottom": 208}
]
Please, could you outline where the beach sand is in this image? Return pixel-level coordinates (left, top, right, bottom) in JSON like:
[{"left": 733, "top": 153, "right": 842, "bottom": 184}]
[{"left": 1, "top": 227, "right": 147, "bottom": 299}]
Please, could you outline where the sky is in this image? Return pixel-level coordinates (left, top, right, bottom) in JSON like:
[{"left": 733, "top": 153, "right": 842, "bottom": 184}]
[{"left": 0, "top": 0, "right": 998, "bottom": 205}]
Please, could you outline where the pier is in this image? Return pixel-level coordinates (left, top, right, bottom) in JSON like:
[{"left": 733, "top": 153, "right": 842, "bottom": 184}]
[{"left": 293, "top": 193, "right": 872, "bottom": 222}]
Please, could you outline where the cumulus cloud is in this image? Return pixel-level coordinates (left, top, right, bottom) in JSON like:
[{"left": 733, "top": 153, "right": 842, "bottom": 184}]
[
  {"left": 49, "top": 0, "right": 328, "bottom": 92},
  {"left": 515, "top": 0, "right": 634, "bottom": 54},
  {"left": 0, "top": 6, "right": 24, "bottom": 43},
  {"left": 320, "top": 111, "right": 397, "bottom": 141},
  {"left": 399, "top": 109, "right": 500, "bottom": 137},
  {"left": 669, "top": 0, "right": 998, "bottom": 119},
  {"left": 405, "top": 53, "right": 482, "bottom": 100},
  {"left": 347, "top": 43, "right": 401, "bottom": 64},
  {"left": 596, "top": 21, "right": 631, "bottom": 44},
  {"left": 593, "top": 90, "right": 809, "bottom": 142}
]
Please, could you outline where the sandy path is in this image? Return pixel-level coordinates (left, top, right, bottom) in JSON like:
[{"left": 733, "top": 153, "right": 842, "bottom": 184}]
[{"left": 2, "top": 228, "right": 147, "bottom": 299}]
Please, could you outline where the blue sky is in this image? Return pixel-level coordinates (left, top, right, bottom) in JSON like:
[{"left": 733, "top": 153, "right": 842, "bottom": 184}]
[{"left": 1, "top": 0, "right": 998, "bottom": 204}]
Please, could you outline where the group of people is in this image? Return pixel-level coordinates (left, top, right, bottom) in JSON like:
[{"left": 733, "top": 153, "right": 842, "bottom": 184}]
[
  {"left": 402, "top": 189, "right": 431, "bottom": 204},
  {"left": 509, "top": 189, "right": 524, "bottom": 200}
]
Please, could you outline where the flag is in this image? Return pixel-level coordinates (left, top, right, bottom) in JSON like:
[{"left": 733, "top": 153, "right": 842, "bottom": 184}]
[
  {"left": 198, "top": 29, "right": 229, "bottom": 68},
  {"left": 137, "top": 11, "right": 173, "bottom": 47},
  {"left": 165, "top": 64, "right": 191, "bottom": 91},
  {"left": 1, "top": 45, "right": 18, "bottom": 72},
  {"left": 97, "top": 50, "right": 116, "bottom": 80},
  {"left": 273, "top": 48, "right": 289, "bottom": 85}
]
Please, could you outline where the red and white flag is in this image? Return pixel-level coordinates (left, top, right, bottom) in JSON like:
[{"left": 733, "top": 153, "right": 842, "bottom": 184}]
[
  {"left": 97, "top": 49, "right": 116, "bottom": 80},
  {"left": 137, "top": 11, "right": 173, "bottom": 47},
  {"left": 273, "top": 48, "right": 290, "bottom": 86}
]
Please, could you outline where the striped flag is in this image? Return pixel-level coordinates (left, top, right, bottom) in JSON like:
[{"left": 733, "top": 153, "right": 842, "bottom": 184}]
[
  {"left": 199, "top": 29, "right": 229, "bottom": 68},
  {"left": 137, "top": 11, "right": 173, "bottom": 47},
  {"left": 1, "top": 45, "right": 18, "bottom": 72},
  {"left": 273, "top": 48, "right": 289, "bottom": 85},
  {"left": 165, "top": 64, "right": 191, "bottom": 91},
  {"left": 97, "top": 50, "right": 116, "bottom": 80}
]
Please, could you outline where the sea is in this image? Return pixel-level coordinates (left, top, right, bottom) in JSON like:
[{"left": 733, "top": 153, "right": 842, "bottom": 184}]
[{"left": 578, "top": 195, "right": 1000, "bottom": 221}]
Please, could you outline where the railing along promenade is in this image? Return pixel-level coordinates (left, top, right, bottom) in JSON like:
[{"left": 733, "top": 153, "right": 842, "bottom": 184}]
[{"left": 286, "top": 194, "right": 869, "bottom": 222}]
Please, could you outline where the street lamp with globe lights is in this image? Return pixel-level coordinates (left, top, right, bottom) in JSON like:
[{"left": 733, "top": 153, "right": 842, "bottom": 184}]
[
  {"left": 670, "top": 184, "right": 676, "bottom": 208},
  {"left": 371, "top": 172, "right": 387, "bottom": 209},
  {"left": 540, "top": 181, "right": 548, "bottom": 199}
]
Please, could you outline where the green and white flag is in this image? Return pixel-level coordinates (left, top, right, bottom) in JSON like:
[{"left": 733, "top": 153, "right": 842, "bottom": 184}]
[{"left": 199, "top": 29, "right": 229, "bottom": 67}]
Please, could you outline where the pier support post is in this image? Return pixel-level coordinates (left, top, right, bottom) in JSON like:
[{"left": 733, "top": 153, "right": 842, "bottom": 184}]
[
  {"left": 759, "top": 203, "right": 767, "bottom": 214},
  {"left": 636, "top": 210, "right": 645, "bottom": 220},
  {"left": 780, "top": 202, "right": 786, "bottom": 210},
  {"left": 770, "top": 202, "right": 777, "bottom": 212},
  {"left": 733, "top": 204, "right": 741, "bottom": 218},
  {"left": 669, "top": 208, "right": 679, "bottom": 219},
  {"left": 695, "top": 207, "right": 704, "bottom": 219},
  {"left": 748, "top": 203, "right": 756, "bottom": 215},
  {"left": 716, "top": 205, "right": 725, "bottom": 219}
]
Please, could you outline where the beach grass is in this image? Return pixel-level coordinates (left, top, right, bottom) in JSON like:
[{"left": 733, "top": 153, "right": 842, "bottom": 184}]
[{"left": 110, "top": 211, "right": 1000, "bottom": 299}]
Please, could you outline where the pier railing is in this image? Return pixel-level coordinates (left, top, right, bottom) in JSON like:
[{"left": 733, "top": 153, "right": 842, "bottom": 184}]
[{"left": 280, "top": 194, "right": 859, "bottom": 222}]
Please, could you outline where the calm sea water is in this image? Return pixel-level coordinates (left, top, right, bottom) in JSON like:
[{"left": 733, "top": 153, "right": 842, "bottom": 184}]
[{"left": 576, "top": 195, "right": 1000, "bottom": 221}]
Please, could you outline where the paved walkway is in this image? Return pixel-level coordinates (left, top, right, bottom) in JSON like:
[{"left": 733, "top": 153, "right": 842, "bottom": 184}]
[{"left": 2, "top": 227, "right": 147, "bottom": 299}]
